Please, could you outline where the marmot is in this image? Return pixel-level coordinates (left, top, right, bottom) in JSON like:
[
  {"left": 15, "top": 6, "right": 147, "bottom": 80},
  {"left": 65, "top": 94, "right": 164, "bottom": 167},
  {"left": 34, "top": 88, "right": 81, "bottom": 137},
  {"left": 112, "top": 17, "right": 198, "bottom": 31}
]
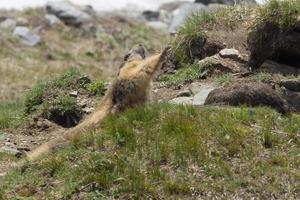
[{"left": 25, "top": 44, "right": 170, "bottom": 161}]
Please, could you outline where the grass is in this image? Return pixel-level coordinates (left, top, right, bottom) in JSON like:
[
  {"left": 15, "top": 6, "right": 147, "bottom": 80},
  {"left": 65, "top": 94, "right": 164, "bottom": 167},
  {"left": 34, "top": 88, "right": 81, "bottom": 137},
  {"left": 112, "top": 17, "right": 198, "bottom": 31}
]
[
  {"left": 159, "top": 61, "right": 213, "bottom": 86},
  {"left": 0, "top": 101, "right": 26, "bottom": 130},
  {"left": 1, "top": 104, "right": 299, "bottom": 199},
  {"left": 87, "top": 80, "right": 107, "bottom": 96},
  {"left": 254, "top": 72, "right": 272, "bottom": 82},
  {"left": 214, "top": 74, "right": 235, "bottom": 86}
]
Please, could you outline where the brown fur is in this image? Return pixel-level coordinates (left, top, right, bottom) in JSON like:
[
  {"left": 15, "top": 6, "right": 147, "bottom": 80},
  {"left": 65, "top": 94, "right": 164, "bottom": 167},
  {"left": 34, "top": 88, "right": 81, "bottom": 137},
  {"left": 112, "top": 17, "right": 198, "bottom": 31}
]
[{"left": 25, "top": 45, "right": 170, "bottom": 161}]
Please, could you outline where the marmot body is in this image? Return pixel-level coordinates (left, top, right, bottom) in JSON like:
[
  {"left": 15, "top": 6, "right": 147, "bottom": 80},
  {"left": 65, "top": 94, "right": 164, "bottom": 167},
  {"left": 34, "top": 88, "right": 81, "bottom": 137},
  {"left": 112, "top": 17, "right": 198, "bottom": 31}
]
[{"left": 26, "top": 44, "right": 169, "bottom": 161}]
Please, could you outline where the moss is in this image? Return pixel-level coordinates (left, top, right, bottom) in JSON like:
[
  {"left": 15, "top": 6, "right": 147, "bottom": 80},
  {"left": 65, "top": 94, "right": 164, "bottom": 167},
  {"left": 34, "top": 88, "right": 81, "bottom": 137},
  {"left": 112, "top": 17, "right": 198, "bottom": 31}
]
[
  {"left": 0, "top": 101, "right": 27, "bottom": 129},
  {"left": 214, "top": 74, "right": 235, "bottom": 86}
]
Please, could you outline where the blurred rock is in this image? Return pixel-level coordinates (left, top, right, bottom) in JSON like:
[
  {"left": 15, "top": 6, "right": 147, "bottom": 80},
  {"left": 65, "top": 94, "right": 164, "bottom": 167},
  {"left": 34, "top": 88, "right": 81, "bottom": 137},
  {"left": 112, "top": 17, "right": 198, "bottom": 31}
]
[
  {"left": 13, "top": 26, "right": 41, "bottom": 46},
  {"left": 193, "top": 85, "right": 216, "bottom": 105},
  {"left": 177, "top": 90, "right": 192, "bottom": 97},
  {"left": 142, "top": 10, "right": 160, "bottom": 21},
  {"left": 147, "top": 21, "right": 168, "bottom": 30},
  {"left": 169, "top": 97, "right": 194, "bottom": 105},
  {"left": 168, "top": 3, "right": 207, "bottom": 33},
  {"left": 280, "top": 79, "right": 300, "bottom": 92},
  {"left": 45, "top": 14, "right": 62, "bottom": 26},
  {"left": 46, "top": 1, "right": 92, "bottom": 27},
  {"left": 0, "top": 18, "right": 16, "bottom": 31},
  {"left": 16, "top": 17, "right": 29, "bottom": 26},
  {"left": 0, "top": 146, "right": 21, "bottom": 156}
]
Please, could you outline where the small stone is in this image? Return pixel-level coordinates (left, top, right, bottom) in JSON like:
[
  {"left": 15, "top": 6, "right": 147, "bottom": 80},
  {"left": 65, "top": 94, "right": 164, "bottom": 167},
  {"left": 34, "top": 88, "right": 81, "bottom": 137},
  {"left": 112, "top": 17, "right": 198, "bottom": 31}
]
[
  {"left": 69, "top": 91, "right": 78, "bottom": 97},
  {"left": 219, "top": 48, "right": 241, "bottom": 60},
  {"left": 16, "top": 17, "right": 29, "bottom": 26},
  {"left": 147, "top": 21, "right": 168, "bottom": 30},
  {"left": 176, "top": 89, "right": 192, "bottom": 97},
  {"left": 13, "top": 26, "right": 41, "bottom": 46},
  {"left": 0, "top": 146, "right": 21, "bottom": 156},
  {"left": 0, "top": 18, "right": 16, "bottom": 30},
  {"left": 169, "top": 97, "right": 193, "bottom": 105},
  {"left": 0, "top": 173, "right": 7, "bottom": 177},
  {"left": 83, "top": 107, "right": 94, "bottom": 114},
  {"left": 193, "top": 86, "right": 216, "bottom": 106},
  {"left": 45, "top": 14, "right": 62, "bottom": 26}
]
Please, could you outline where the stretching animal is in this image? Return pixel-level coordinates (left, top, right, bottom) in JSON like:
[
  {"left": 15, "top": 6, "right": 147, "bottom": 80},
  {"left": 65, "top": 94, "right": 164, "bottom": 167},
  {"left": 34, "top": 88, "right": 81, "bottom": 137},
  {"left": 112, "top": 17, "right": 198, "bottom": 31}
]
[{"left": 25, "top": 44, "right": 170, "bottom": 161}]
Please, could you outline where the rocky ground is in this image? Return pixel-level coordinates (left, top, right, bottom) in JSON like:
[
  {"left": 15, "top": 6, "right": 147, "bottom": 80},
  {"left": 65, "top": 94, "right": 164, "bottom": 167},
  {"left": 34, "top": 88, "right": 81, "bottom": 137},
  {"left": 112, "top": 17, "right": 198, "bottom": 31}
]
[{"left": 0, "top": 0, "right": 299, "bottom": 199}]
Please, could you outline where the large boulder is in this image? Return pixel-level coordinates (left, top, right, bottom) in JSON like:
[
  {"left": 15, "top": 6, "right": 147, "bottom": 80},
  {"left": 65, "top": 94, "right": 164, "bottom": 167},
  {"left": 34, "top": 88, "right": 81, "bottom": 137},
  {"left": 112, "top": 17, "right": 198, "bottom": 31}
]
[
  {"left": 168, "top": 2, "right": 207, "bottom": 33},
  {"left": 195, "top": 0, "right": 256, "bottom": 5},
  {"left": 205, "top": 80, "right": 289, "bottom": 114},
  {"left": 13, "top": 26, "right": 41, "bottom": 46},
  {"left": 46, "top": 1, "right": 92, "bottom": 27}
]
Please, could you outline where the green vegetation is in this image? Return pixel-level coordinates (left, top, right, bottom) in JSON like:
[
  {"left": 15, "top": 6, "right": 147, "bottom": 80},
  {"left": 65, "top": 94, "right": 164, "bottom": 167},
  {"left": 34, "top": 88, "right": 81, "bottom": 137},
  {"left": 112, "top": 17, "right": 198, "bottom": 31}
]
[
  {"left": 24, "top": 69, "right": 84, "bottom": 115},
  {"left": 1, "top": 104, "right": 299, "bottom": 199},
  {"left": 214, "top": 74, "right": 235, "bottom": 86},
  {"left": 254, "top": 72, "right": 272, "bottom": 82},
  {"left": 251, "top": 0, "right": 300, "bottom": 31},
  {"left": 159, "top": 62, "right": 213, "bottom": 86},
  {"left": 0, "top": 101, "right": 26, "bottom": 130},
  {"left": 87, "top": 80, "right": 107, "bottom": 96}
]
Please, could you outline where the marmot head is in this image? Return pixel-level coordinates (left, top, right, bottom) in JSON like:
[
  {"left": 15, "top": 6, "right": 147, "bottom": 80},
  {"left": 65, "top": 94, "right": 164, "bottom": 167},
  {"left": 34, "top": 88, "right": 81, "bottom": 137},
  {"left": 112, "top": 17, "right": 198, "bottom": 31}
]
[{"left": 123, "top": 44, "right": 146, "bottom": 62}]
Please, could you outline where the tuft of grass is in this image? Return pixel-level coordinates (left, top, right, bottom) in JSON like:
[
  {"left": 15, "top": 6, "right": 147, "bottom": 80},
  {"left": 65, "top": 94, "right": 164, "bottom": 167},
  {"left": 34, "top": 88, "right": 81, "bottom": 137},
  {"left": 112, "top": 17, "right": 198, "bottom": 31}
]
[
  {"left": 159, "top": 62, "right": 213, "bottom": 86},
  {"left": 254, "top": 72, "right": 272, "bottom": 82},
  {"left": 1, "top": 105, "right": 299, "bottom": 199},
  {"left": 87, "top": 80, "right": 107, "bottom": 96},
  {"left": 0, "top": 101, "right": 26, "bottom": 129},
  {"left": 251, "top": 0, "right": 300, "bottom": 31},
  {"left": 214, "top": 74, "right": 235, "bottom": 86}
]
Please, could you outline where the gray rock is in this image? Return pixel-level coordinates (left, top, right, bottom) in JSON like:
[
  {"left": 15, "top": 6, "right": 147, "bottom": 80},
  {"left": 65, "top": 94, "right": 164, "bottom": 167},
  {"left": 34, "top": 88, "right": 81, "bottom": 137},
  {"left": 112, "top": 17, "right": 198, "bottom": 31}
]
[
  {"left": 177, "top": 89, "right": 193, "bottom": 97},
  {"left": 13, "top": 26, "right": 41, "bottom": 46},
  {"left": 193, "top": 85, "right": 216, "bottom": 105},
  {"left": 83, "top": 107, "right": 94, "bottom": 114},
  {"left": 0, "top": 18, "right": 16, "bottom": 30},
  {"left": 142, "top": 10, "right": 160, "bottom": 21},
  {"left": 16, "top": 17, "right": 29, "bottom": 26},
  {"left": 280, "top": 79, "right": 300, "bottom": 92},
  {"left": 0, "top": 146, "right": 21, "bottom": 156},
  {"left": 219, "top": 48, "right": 241, "bottom": 60},
  {"left": 45, "top": 14, "right": 62, "bottom": 26},
  {"left": 189, "top": 82, "right": 202, "bottom": 94},
  {"left": 169, "top": 97, "right": 194, "bottom": 105},
  {"left": 147, "top": 21, "right": 168, "bottom": 30},
  {"left": 46, "top": 1, "right": 92, "bottom": 26},
  {"left": 168, "top": 3, "right": 207, "bottom": 33},
  {"left": 69, "top": 91, "right": 78, "bottom": 97}
]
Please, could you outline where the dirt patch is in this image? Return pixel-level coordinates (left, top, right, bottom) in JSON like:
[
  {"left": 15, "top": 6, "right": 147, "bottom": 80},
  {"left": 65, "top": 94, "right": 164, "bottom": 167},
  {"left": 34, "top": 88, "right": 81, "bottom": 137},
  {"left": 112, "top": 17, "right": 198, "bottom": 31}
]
[{"left": 204, "top": 79, "right": 289, "bottom": 114}]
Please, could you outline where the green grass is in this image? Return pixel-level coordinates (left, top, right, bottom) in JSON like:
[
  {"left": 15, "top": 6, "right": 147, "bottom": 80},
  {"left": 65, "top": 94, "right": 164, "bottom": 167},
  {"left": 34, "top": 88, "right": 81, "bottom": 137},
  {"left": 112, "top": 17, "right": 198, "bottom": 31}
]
[
  {"left": 0, "top": 101, "right": 26, "bottom": 130},
  {"left": 1, "top": 104, "right": 299, "bottom": 199},
  {"left": 214, "top": 74, "right": 235, "bottom": 86},
  {"left": 252, "top": 0, "right": 300, "bottom": 31},
  {"left": 87, "top": 80, "right": 107, "bottom": 96},
  {"left": 254, "top": 72, "right": 272, "bottom": 82},
  {"left": 159, "top": 62, "right": 213, "bottom": 86}
]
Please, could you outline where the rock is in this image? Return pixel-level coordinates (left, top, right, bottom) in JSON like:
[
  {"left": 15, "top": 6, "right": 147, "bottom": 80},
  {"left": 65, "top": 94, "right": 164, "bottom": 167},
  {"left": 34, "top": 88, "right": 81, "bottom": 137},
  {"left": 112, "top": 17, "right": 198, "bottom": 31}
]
[
  {"left": 205, "top": 80, "right": 289, "bottom": 114},
  {"left": 177, "top": 90, "right": 193, "bottom": 97},
  {"left": 168, "top": 2, "right": 207, "bottom": 33},
  {"left": 248, "top": 18, "right": 300, "bottom": 69},
  {"left": 260, "top": 60, "right": 300, "bottom": 76},
  {"left": 83, "top": 107, "right": 94, "bottom": 114},
  {"left": 0, "top": 18, "right": 16, "bottom": 30},
  {"left": 193, "top": 85, "right": 216, "bottom": 106},
  {"left": 189, "top": 82, "right": 202, "bottom": 94},
  {"left": 147, "top": 21, "right": 168, "bottom": 30},
  {"left": 283, "top": 90, "right": 300, "bottom": 112},
  {"left": 69, "top": 91, "right": 78, "bottom": 97},
  {"left": 13, "top": 26, "right": 41, "bottom": 46},
  {"left": 46, "top": 1, "right": 92, "bottom": 27},
  {"left": 280, "top": 79, "right": 300, "bottom": 92},
  {"left": 16, "top": 17, "right": 29, "bottom": 26},
  {"left": 45, "top": 14, "right": 62, "bottom": 26},
  {"left": 160, "top": 2, "right": 187, "bottom": 12},
  {"left": 169, "top": 97, "right": 194, "bottom": 105},
  {"left": 142, "top": 10, "right": 160, "bottom": 21},
  {"left": 219, "top": 48, "right": 241, "bottom": 61},
  {"left": 0, "top": 146, "right": 22, "bottom": 156}
]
